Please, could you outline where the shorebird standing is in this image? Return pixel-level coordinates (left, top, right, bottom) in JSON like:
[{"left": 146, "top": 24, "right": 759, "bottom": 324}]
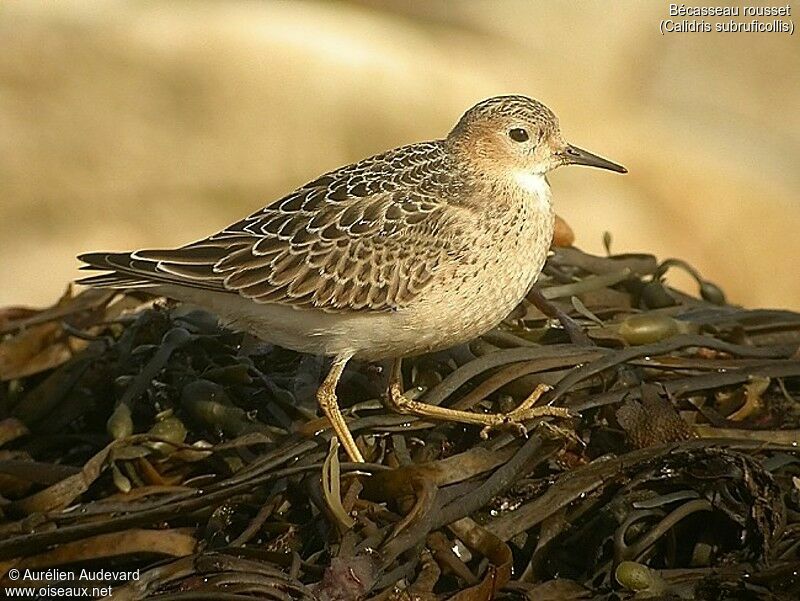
[{"left": 79, "top": 95, "right": 626, "bottom": 462}]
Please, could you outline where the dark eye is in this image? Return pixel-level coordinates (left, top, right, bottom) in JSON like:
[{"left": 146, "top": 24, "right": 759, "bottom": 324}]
[{"left": 508, "top": 128, "right": 529, "bottom": 142}]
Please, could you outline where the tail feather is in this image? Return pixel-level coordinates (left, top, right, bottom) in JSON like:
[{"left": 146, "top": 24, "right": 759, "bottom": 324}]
[
  {"left": 134, "top": 241, "right": 249, "bottom": 265},
  {"left": 76, "top": 247, "right": 230, "bottom": 293},
  {"left": 75, "top": 272, "right": 152, "bottom": 288}
]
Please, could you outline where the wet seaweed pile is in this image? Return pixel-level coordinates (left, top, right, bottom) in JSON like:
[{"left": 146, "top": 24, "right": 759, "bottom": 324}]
[{"left": 1, "top": 246, "right": 800, "bottom": 600}]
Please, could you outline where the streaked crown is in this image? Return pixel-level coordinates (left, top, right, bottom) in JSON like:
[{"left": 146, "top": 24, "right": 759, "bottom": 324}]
[{"left": 452, "top": 95, "right": 560, "bottom": 138}]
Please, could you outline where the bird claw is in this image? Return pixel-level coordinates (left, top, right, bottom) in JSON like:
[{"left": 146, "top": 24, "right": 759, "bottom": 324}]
[
  {"left": 478, "top": 405, "right": 574, "bottom": 440},
  {"left": 479, "top": 417, "right": 529, "bottom": 439}
]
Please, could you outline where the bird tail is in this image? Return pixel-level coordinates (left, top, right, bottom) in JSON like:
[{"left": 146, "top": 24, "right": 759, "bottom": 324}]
[
  {"left": 77, "top": 252, "right": 158, "bottom": 289},
  {"left": 76, "top": 243, "right": 234, "bottom": 293}
]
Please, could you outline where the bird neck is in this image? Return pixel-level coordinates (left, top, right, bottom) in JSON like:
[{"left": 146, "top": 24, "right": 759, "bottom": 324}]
[
  {"left": 510, "top": 171, "right": 553, "bottom": 214},
  {"left": 442, "top": 141, "right": 553, "bottom": 215},
  {"left": 512, "top": 171, "right": 550, "bottom": 198}
]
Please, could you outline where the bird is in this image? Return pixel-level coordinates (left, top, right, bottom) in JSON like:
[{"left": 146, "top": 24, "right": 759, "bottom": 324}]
[{"left": 78, "top": 95, "right": 626, "bottom": 462}]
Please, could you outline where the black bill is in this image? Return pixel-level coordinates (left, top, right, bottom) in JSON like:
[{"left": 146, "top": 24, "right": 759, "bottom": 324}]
[{"left": 564, "top": 144, "right": 627, "bottom": 173}]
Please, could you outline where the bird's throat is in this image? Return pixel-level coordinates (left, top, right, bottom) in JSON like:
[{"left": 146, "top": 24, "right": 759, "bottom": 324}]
[{"left": 513, "top": 171, "right": 552, "bottom": 212}]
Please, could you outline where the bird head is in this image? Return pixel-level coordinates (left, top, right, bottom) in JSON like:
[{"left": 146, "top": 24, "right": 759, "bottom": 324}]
[{"left": 447, "top": 95, "right": 627, "bottom": 180}]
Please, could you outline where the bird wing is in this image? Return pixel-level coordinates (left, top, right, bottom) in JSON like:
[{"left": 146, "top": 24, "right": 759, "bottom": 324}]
[{"left": 78, "top": 142, "right": 474, "bottom": 313}]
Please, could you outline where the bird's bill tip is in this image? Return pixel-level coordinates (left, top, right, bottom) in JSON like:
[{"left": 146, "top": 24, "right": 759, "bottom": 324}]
[{"left": 563, "top": 144, "right": 627, "bottom": 173}]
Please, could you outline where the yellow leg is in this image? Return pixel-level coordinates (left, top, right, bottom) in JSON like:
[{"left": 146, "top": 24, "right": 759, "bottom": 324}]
[
  {"left": 386, "top": 358, "right": 572, "bottom": 438},
  {"left": 317, "top": 354, "right": 364, "bottom": 463}
]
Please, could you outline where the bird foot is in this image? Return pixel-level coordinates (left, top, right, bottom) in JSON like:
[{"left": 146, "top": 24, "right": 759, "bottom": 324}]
[
  {"left": 478, "top": 404, "right": 573, "bottom": 439},
  {"left": 385, "top": 379, "right": 574, "bottom": 441}
]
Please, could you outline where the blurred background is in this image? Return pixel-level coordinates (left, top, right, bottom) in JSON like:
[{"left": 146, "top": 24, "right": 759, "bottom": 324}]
[{"left": 1, "top": 0, "right": 798, "bottom": 309}]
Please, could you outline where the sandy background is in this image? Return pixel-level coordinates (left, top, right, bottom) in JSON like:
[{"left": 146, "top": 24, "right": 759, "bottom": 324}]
[{"left": 1, "top": 0, "right": 798, "bottom": 309}]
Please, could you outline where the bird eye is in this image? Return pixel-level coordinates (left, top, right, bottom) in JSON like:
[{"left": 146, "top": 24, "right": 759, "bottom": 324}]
[{"left": 508, "top": 128, "right": 529, "bottom": 142}]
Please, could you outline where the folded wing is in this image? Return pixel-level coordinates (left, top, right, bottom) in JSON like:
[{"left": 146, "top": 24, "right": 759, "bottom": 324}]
[{"left": 78, "top": 142, "right": 471, "bottom": 313}]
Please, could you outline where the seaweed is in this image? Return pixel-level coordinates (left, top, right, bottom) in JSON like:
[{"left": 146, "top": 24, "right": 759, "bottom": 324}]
[{"left": 1, "top": 246, "right": 799, "bottom": 600}]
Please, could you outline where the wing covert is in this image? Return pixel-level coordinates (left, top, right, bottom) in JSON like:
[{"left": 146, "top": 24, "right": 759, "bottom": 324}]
[{"left": 112, "top": 141, "right": 472, "bottom": 313}]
